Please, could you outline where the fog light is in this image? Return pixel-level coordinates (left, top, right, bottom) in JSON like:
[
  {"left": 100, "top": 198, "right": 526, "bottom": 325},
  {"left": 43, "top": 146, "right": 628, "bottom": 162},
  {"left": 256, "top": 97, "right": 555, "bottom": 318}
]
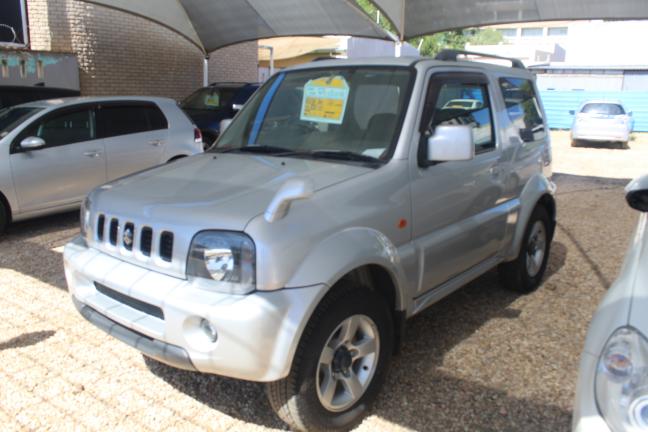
[{"left": 200, "top": 319, "right": 218, "bottom": 342}]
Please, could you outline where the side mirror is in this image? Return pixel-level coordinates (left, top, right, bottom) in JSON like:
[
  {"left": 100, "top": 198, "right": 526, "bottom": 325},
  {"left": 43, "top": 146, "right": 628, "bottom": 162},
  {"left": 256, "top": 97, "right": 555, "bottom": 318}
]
[
  {"left": 20, "top": 136, "right": 46, "bottom": 150},
  {"left": 626, "top": 175, "right": 648, "bottom": 212},
  {"left": 628, "top": 111, "right": 633, "bottom": 117},
  {"left": 569, "top": 110, "right": 575, "bottom": 115},
  {"left": 232, "top": 103, "right": 244, "bottom": 112},
  {"left": 427, "top": 125, "right": 474, "bottom": 162},
  {"left": 220, "top": 119, "right": 233, "bottom": 133}
]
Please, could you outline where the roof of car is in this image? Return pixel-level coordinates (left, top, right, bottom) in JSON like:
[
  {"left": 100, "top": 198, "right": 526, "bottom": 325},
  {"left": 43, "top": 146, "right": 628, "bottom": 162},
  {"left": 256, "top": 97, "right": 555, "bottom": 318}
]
[
  {"left": 16, "top": 96, "right": 176, "bottom": 109},
  {"left": 285, "top": 56, "right": 534, "bottom": 76},
  {"left": 580, "top": 99, "right": 625, "bottom": 106}
]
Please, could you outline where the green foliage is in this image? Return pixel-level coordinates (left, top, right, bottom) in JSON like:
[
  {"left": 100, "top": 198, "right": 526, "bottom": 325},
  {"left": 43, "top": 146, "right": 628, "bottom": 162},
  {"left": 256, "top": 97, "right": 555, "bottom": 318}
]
[{"left": 354, "top": 1, "right": 505, "bottom": 57}]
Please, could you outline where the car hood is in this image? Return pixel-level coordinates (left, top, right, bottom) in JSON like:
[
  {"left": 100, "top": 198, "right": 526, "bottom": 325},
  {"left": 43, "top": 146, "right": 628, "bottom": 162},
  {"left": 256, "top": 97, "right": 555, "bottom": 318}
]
[{"left": 92, "top": 153, "right": 373, "bottom": 231}]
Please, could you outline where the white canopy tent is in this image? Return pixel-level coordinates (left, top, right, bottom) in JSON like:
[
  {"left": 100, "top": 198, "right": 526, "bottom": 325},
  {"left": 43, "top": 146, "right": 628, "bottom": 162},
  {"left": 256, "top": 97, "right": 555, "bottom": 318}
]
[
  {"left": 369, "top": 0, "right": 648, "bottom": 41},
  {"left": 77, "top": 0, "right": 648, "bottom": 82}
]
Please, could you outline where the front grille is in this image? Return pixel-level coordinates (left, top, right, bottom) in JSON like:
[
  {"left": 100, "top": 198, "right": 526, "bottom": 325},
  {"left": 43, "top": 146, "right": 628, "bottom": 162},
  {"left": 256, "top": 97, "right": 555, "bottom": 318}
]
[
  {"left": 95, "top": 214, "right": 174, "bottom": 264},
  {"left": 109, "top": 218, "right": 119, "bottom": 246},
  {"left": 160, "top": 231, "right": 174, "bottom": 262},
  {"left": 95, "top": 282, "right": 164, "bottom": 320},
  {"left": 96, "top": 215, "right": 105, "bottom": 241},
  {"left": 123, "top": 222, "right": 134, "bottom": 251},
  {"left": 140, "top": 227, "right": 153, "bottom": 256}
]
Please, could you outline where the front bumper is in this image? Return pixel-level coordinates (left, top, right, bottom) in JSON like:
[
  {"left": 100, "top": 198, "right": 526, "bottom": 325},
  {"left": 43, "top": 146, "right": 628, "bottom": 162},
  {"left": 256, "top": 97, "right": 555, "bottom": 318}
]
[
  {"left": 64, "top": 237, "right": 327, "bottom": 382},
  {"left": 572, "top": 351, "right": 611, "bottom": 432}
]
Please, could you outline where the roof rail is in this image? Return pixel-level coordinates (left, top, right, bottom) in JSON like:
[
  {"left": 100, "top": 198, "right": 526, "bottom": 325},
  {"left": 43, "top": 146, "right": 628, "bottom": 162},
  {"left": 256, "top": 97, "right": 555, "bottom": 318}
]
[{"left": 435, "top": 49, "right": 526, "bottom": 69}]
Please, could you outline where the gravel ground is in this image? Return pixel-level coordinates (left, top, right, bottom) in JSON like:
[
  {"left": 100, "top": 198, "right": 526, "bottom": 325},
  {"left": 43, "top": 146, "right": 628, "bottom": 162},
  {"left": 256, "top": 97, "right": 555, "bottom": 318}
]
[{"left": 0, "top": 131, "right": 643, "bottom": 431}]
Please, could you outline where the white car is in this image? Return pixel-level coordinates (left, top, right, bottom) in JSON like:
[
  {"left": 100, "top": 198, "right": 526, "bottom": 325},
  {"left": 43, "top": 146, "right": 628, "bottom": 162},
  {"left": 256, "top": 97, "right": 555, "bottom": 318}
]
[
  {"left": 570, "top": 100, "right": 634, "bottom": 148},
  {"left": 0, "top": 97, "right": 203, "bottom": 232},
  {"left": 573, "top": 174, "right": 648, "bottom": 432}
]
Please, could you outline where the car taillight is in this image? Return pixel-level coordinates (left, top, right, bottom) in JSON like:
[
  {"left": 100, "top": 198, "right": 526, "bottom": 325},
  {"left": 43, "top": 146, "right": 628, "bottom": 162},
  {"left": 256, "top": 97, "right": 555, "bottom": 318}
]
[{"left": 194, "top": 127, "right": 203, "bottom": 144}]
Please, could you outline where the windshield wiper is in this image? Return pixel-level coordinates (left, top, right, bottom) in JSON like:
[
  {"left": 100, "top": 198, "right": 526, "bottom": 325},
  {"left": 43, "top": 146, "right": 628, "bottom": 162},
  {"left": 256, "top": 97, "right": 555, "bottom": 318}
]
[
  {"left": 214, "top": 145, "right": 295, "bottom": 154},
  {"left": 308, "top": 150, "right": 383, "bottom": 164}
]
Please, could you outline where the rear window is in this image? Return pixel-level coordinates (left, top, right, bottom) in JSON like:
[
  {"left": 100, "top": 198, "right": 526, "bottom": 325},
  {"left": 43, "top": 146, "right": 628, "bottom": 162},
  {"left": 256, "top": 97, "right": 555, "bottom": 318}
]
[
  {"left": 581, "top": 103, "right": 625, "bottom": 116},
  {"left": 97, "top": 103, "right": 167, "bottom": 139},
  {"left": 181, "top": 87, "right": 238, "bottom": 110},
  {"left": 0, "top": 106, "right": 42, "bottom": 137}
]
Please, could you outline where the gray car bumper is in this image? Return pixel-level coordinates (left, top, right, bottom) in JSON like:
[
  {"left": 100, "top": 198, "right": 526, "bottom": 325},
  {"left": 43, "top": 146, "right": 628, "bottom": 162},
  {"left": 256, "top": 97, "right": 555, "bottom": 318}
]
[{"left": 72, "top": 296, "right": 197, "bottom": 372}]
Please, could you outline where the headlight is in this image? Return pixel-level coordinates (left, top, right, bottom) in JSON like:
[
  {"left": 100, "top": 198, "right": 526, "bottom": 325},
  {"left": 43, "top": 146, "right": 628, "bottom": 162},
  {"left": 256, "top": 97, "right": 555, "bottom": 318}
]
[
  {"left": 596, "top": 326, "right": 648, "bottom": 431},
  {"left": 80, "top": 196, "right": 91, "bottom": 239},
  {"left": 187, "top": 231, "right": 256, "bottom": 295}
]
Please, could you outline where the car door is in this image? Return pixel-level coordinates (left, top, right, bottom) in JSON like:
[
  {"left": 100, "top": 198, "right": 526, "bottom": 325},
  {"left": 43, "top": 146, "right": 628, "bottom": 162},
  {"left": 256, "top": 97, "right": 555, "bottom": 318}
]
[
  {"left": 9, "top": 104, "right": 107, "bottom": 213},
  {"left": 96, "top": 102, "right": 168, "bottom": 180},
  {"left": 410, "top": 72, "right": 508, "bottom": 294}
]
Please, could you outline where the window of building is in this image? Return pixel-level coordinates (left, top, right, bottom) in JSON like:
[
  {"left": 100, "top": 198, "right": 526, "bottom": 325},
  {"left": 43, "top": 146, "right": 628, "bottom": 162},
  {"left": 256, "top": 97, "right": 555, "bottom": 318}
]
[
  {"left": 521, "top": 27, "right": 543, "bottom": 37},
  {"left": 497, "top": 28, "right": 518, "bottom": 38},
  {"left": 548, "top": 27, "right": 568, "bottom": 36},
  {"left": 0, "top": 0, "right": 28, "bottom": 46}
]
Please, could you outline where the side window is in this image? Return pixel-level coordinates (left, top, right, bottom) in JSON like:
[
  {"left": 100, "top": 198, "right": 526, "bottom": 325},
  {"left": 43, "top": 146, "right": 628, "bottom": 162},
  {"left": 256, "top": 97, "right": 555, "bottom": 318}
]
[
  {"left": 499, "top": 77, "right": 546, "bottom": 142},
  {"left": 97, "top": 105, "right": 152, "bottom": 139},
  {"left": 429, "top": 82, "right": 495, "bottom": 154},
  {"left": 144, "top": 105, "right": 168, "bottom": 130},
  {"left": 23, "top": 108, "right": 94, "bottom": 147}
]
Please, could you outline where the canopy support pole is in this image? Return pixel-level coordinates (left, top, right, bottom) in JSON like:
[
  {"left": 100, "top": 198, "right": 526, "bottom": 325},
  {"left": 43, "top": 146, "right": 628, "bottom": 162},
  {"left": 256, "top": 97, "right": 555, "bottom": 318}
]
[
  {"left": 259, "top": 45, "right": 275, "bottom": 79},
  {"left": 203, "top": 55, "right": 209, "bottom": 86}
]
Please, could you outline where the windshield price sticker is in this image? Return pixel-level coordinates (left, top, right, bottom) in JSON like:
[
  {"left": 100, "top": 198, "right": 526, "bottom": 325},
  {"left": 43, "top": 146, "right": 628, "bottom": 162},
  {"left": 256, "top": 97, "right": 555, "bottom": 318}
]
[
  {"left": 300, "top": 76, "right": 349, "bottom": 124},
  {"left": 204, "top": 94, "right": 220, "bottom": 107}
]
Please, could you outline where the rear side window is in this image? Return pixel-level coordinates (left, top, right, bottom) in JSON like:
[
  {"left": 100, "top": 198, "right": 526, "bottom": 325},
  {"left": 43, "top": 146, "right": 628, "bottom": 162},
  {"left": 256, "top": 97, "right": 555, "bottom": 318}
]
[
  {"left": 21, "top": 108, "right": 94, "bottom": 147},
  {"left": 429, "top": 82, "right": 495, "bottom": 154},
  {"left": 499, "top": 77, "right": 546, "bottom": 142},
  {"left": 581, "top": 103, "right": 625, "bottom": 115},
  {"left": 97, "top": 103, "right": 167, "bottom": 139}
]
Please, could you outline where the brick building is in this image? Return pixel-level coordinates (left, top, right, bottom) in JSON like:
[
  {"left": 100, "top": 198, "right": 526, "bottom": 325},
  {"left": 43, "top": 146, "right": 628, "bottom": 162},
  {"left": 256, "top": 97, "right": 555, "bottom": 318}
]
[{"left": 2, "top": 0, "right": 258, "bottom": 100}]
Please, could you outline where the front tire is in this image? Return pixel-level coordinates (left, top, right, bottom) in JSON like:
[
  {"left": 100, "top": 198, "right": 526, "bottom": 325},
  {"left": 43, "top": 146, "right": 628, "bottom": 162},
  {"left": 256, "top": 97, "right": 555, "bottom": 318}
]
[
  {"left": 266, "top": 283, "right": 393, "bottom": 431},
  {"left": 499, "top": 206, "right": 551, "bottom": 293}
]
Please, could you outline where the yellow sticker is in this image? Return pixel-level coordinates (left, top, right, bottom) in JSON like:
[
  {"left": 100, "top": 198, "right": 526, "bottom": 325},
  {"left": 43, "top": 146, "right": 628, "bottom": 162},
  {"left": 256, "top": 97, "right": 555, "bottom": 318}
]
[
  {"left": 204, "top": 94, "right": 220, "bottom": 107},
  {"left": 300, "top": 76, "right": 349, "bottom": 124}
]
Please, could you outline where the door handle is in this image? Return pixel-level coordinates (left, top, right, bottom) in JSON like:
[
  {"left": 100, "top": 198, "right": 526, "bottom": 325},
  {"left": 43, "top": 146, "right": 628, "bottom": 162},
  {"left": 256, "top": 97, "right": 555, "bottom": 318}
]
[
  {"left": 83, "top": 151, "right": 101, "bottom": 158},
  {"left": 149, "top": 140, "right": 163, "bottom": 147}
]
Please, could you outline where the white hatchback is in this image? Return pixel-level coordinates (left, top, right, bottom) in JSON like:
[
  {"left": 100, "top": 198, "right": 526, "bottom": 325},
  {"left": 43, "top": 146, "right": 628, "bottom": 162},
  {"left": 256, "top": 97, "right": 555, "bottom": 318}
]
[
  {"left": 571, "top": 100, "right": 634, "bottom": 148},
  {"left": 573, "top": 174, "right": 648, "bottom": 432},
  {"left": 0, "top": 97, "right": 203, "bottom": 232}
]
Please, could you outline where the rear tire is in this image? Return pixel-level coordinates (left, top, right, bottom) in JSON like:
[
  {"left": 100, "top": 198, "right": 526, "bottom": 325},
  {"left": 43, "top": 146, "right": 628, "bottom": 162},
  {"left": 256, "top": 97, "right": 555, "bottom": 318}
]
[
  {"left": 266, "top": 282, "right": 393, "bottom": 431},
  {"left": 499, "top": 206, "right": 551, "bottom": 294}
]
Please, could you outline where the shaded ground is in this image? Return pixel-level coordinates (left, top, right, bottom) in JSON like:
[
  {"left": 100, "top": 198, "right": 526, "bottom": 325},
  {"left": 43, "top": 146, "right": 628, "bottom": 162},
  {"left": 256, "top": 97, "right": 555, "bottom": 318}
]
[{"left": 0, "top": 143, "right": 640, "bottom": 430}]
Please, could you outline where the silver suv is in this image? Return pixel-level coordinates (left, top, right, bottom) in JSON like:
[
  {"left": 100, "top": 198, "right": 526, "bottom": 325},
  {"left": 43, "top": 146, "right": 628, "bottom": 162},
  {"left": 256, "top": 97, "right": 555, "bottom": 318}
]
[{"left": 64, "top": 52, "right": 556, "bottom": 431}]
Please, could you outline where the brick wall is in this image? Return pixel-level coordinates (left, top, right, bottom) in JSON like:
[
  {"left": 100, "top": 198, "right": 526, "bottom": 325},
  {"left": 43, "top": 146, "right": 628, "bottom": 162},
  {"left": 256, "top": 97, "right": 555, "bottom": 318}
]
[
  {"left": 25, "top": 0, "right": 258, "bottom": 99},
  {"left": 208, "top": 42, "right": 259, "bottom": 84}
]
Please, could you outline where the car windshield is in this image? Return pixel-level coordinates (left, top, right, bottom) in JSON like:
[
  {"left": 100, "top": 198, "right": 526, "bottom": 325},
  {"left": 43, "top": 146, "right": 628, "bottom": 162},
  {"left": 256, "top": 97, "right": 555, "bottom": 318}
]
[
  {"left": 213, "top": 67, "right": 412, "bottom": 165},
  {"left": 581, "top": 103, "right": 625, "bottom": 116},
  {"left": 0, "top": 106, "right": 43, "bottom": 138},
  {"left": 181, "top": 87, "right": 238, "bottom": 111}
]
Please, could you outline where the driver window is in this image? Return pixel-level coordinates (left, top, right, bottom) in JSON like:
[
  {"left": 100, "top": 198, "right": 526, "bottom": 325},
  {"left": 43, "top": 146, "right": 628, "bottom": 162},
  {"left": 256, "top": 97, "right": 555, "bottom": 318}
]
[
  {"left": 429, "top": 82, "right": 495, "bottom": 154},
  {"left": 25, "top": 108, "right": 94, "bottom": 147}
]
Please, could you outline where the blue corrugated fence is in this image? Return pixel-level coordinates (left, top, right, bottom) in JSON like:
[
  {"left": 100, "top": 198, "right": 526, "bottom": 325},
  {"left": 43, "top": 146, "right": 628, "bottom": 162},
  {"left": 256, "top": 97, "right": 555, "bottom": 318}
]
[{"left": 540, "top": 91, "right": 648, "bottom": 132}]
